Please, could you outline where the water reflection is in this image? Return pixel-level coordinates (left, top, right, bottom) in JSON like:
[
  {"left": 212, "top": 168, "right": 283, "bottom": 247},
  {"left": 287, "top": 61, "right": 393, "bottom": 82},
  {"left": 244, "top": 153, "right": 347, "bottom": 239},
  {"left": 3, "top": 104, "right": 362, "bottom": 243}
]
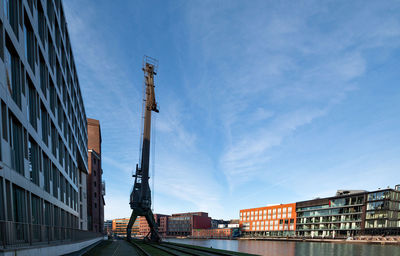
[{"left": 164, "top": 238, "right": 400, "bottom": 256}]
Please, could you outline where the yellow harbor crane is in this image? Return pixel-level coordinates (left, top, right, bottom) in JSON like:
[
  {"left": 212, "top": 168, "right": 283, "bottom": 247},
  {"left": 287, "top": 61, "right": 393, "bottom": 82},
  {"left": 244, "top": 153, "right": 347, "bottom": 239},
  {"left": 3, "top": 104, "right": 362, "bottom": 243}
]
[{"left": 127, "top": 57, "right": 160, "bottom": 242}]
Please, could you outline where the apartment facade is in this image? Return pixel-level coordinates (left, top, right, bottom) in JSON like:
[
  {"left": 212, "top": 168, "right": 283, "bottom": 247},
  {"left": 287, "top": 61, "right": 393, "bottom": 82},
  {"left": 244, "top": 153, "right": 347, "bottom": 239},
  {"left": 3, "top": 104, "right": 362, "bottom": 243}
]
[
  {"left": 239, "top": 203, "right": 296, "bottom": 237},
  {"left": 365, "top": 186, "right": 400, "bottom": 235},
  {"left": 0, "top": 0, "right": 89, "bottom": 247},
  {"left": 296, "top": 191, "right": 366, "bottom": 238},
  {"left": 167, "top": 212, "right": 211, "bottom": 236},
  {"left": 87, "top": 118, "right": 104, "bottom": 233},
  {"left": 112, "top": 218, "right": 139, "bottom": 237}
]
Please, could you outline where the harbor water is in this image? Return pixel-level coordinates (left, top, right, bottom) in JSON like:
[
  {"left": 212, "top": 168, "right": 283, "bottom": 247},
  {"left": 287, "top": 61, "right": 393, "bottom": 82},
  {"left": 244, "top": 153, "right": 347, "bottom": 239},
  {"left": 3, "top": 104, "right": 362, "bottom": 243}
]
[{"left": 164, "top": 238, "right": 400, "bottom": 256}]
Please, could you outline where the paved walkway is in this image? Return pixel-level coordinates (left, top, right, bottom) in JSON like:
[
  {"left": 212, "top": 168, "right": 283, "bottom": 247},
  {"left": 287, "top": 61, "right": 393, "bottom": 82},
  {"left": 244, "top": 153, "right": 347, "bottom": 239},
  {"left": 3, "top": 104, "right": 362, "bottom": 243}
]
[{"left": 85, "top": 239, "right": 140, "bottom": 256}]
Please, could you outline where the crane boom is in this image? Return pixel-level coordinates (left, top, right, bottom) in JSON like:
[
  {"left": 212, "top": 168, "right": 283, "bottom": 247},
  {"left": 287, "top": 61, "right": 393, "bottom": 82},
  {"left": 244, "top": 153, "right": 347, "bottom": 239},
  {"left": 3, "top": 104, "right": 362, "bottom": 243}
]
[{"left": 127, "top": 57, "right": 160, "bottom": 242}]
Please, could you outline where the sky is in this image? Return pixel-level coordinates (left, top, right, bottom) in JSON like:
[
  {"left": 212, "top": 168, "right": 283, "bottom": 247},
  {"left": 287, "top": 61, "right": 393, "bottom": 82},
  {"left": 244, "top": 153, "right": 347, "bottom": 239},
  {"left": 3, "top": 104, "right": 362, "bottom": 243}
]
[{"left": 63, "top": 0, "right": 400, "bottom": 220}]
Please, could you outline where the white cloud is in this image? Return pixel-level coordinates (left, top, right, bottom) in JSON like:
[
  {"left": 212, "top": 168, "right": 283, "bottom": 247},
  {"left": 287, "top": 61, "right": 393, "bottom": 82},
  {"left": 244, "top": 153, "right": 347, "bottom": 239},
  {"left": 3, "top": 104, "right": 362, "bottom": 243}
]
[{"left": 220, "top": 108, "right": 326, "bottom": 188}]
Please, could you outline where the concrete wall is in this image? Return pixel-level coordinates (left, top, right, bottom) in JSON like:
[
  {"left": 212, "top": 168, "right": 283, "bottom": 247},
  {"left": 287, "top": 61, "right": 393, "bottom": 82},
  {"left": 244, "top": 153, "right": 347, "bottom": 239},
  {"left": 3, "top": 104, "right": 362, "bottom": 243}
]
[{"left": 0, "top": 237, "right": 104, "bottom": 256}]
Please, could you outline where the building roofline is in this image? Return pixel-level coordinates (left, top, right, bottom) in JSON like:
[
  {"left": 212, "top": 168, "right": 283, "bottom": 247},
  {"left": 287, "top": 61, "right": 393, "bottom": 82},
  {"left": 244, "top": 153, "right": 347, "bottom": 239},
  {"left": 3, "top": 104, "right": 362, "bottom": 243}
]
[{"left": 240, "top": 202, "right": 296, "bottom": 211}]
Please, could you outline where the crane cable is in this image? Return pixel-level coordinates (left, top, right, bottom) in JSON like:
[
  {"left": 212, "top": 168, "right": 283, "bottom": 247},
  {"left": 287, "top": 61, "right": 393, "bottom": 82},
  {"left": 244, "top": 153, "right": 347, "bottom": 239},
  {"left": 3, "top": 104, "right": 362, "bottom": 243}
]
[
  {"left": 138, "top": 79, "right": 146, "bottom": 172},
  {"left": 151, "top": 111, "right": 156, "bottom": 212}
]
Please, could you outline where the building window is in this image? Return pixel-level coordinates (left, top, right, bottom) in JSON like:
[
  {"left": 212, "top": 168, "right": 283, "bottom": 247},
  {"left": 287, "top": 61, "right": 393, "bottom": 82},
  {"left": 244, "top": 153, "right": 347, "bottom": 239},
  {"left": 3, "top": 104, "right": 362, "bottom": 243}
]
[
  {"left": 28, "top": 138, "right": 39, "bottom": 185},
  {"left": 13, "top": 185, "right": 26, "bottom": 223},
  {"left": 0, "top": 177, "right": 4, "bottom": 220},
  {"left": 43, "top": 154, "right": 50, "bottom": 193},
  {"left": 38, "top": 2, "right": 46, "bottom": 45},
  {"left": 41, "top": 105, "right": 49, "bottom": 145},
  {"left": 31, "top": 195, "right": 41, "bottom": 226},
  {"left": 49, "top": 80, "right": 56, "bottom": 114},
  {"left": 53, "top": 165, "right": 59, "bottom": 199},
  {"left": 39, "top": 56, "right": 47, "bottom": 97},
  {"left": 27, "top": 82, "right": 38, "bottom": 129},
  {"left": 0, "top": 21, "right": 4, "bottom": 60},
  {"left": 10, "top": 115, "right": 24, "bottom": 175},
  {"left": 1, "top": 101, "right": 8, "bottom": 141},
  {"left": 24, "top": 20, "right": 35, "bottom": 72},
  {"left": 5, "top": 45, "right": 21, "bottom": 108},
  {"left": 4, "top": 0, "right": 19, "bottom": 39}
]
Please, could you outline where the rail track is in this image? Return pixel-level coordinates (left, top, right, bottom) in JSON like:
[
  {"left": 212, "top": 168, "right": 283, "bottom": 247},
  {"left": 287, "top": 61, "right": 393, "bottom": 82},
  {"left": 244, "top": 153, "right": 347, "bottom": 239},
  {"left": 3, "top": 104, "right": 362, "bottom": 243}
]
[{"left": 129, "top": 239, "right": 252, "bottom": 256}]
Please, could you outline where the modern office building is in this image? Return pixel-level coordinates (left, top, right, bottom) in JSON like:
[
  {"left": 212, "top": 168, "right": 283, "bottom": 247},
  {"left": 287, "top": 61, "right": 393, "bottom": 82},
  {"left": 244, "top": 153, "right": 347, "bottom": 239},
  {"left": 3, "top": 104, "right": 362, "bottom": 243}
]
[
  {"left": 0, "top": 0, "right": 90, "bottom": 248},
  {"left": 87, "top": 118, "right": 105, "bottom": 233},
  {"left": 239, "top": 203, "right": 296, "bottom": 237},
  {"left": 296, "top": 191, "right": 366, "bottom": 238},
  {"left": 112, "top": 217, "right": 139, "bottom": 237},
  {"left": 364, "top": 186, "right": 400, "bottom": 235},
  {"left": 167, "top": 212, "right": 211, "bottom": 236}
]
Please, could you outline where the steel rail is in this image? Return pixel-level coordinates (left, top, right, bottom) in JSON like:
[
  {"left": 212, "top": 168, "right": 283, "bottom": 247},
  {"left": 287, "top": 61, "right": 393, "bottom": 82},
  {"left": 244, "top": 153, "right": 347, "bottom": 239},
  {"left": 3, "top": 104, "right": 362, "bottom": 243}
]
[
  {"left": 129, "top": 239, "right": 152, "bottom": 256},
  {"left": 157, "top": 243, "right": 209, "bottom": 256},
  {"left": 146, "top": 243, "right": 185, "bottom": 256},
  {"left": 162, "top": 241, "right": 239, "bottom": 256}
]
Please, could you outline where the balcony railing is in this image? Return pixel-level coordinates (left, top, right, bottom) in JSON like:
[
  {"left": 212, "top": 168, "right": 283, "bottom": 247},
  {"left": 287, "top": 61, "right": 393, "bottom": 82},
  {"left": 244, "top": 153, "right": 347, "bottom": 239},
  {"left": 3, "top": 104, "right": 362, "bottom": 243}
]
[{"left": 0, "top": 221, "right": 102, "bottom": 249}]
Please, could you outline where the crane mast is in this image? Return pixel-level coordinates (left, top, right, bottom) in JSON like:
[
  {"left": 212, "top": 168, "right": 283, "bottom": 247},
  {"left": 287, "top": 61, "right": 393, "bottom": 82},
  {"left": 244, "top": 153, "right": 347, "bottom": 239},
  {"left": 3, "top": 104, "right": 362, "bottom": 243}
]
[{"left": 127, "top": 57, "right": 160, "bottom": 242}]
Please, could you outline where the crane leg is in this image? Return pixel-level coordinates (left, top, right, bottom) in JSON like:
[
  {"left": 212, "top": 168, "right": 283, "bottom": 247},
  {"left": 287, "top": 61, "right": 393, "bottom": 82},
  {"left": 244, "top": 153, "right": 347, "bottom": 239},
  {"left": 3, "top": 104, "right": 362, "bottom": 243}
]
[
  {"left": 145, "top": 210, "right": 161, "bottom": 242},
  {"left": 127, "top": 211, "right": 138, "bottom": 241}
]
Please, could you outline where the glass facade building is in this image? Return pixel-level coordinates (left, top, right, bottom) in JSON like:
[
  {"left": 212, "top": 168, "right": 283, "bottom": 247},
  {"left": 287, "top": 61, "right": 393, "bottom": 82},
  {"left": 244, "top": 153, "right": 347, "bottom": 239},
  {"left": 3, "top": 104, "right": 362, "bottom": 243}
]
[
  {"left": 296, "top": 193, "right": 365, "bottom": 238},
  {"left": 0, "top": 0, "right": 89, "bottom": 247},
  {"left": 365, "top": 187, "right": 400, "bottom": 235}
]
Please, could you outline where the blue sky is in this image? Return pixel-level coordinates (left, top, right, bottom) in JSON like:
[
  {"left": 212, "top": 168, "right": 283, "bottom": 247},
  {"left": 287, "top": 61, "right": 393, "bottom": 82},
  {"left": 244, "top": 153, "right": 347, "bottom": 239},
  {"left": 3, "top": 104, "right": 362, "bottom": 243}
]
[{"left": 63, "top": 0, "right": 400, "bottom": 220}]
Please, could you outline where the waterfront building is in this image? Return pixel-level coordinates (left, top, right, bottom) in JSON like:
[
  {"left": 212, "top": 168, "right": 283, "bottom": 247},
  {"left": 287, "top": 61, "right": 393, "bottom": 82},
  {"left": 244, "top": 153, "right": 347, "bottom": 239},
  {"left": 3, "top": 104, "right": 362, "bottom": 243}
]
[
  {"left": 87, "top": 118, "right": 105, "bottom": 233},
  {"left": 104, "top": 219, "right": 112, "bottom": 236},
  {"left": 112, "top": 217, "right": 139, "bottom": 237},
  {"left": 0, "top": 0, "right": 90, "bottom": 248},
  {"left": 240, "top": 185, "right": 400, "bottom": 238},
  {"left": 296, "top": 191, "right": 366, "bottom": 238},
  {"left": 240, "top": 203, "right": 296, "bottom": 237},
  {"left": 192, "top": 228, "right": 239, "bottom": 239},
  {"left": 211, "top": 219, "right": 230, "bottom": 229},
  {"left": 364, "top": 185, "right": 400, "bottom": 235},
  {"left": 138, "top": 214, "right": 169, "bottom": 237},
  {"left": 167, "top": 212, "right": 211, "bottom": 236}
]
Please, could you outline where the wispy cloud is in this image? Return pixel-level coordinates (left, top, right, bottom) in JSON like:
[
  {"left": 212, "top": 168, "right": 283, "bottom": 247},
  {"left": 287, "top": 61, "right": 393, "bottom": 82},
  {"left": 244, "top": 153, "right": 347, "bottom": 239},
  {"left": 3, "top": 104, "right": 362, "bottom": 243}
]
[{"left": 177, "top": 0, "right": 400, "bottom": 193}]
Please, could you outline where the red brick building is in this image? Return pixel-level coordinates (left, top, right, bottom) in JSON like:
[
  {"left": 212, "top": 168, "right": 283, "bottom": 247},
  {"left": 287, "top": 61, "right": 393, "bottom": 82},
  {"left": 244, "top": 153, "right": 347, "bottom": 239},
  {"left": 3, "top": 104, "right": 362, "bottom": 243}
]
[
  {"left": 87, "top": 118, "right": 105, "bottom": 233},
  {"left": 167, "top": 212, "right": 211, "bottom": 236},
  {"left": 138, "top": 214, "right": 169, "bottom": 237},
  {"left": 192, "top": 228, "right": 234, "bottom": 239}
]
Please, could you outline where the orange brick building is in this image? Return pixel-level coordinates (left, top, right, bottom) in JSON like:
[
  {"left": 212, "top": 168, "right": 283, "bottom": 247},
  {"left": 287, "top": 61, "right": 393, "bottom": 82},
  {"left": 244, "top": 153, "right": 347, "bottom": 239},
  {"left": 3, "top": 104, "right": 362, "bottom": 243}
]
[
  {"left": 239, "top": 203, "right": 296, "bottom": 236},
  {"left": 112, "top": 218, "right": 139, "bottom": 237}
]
